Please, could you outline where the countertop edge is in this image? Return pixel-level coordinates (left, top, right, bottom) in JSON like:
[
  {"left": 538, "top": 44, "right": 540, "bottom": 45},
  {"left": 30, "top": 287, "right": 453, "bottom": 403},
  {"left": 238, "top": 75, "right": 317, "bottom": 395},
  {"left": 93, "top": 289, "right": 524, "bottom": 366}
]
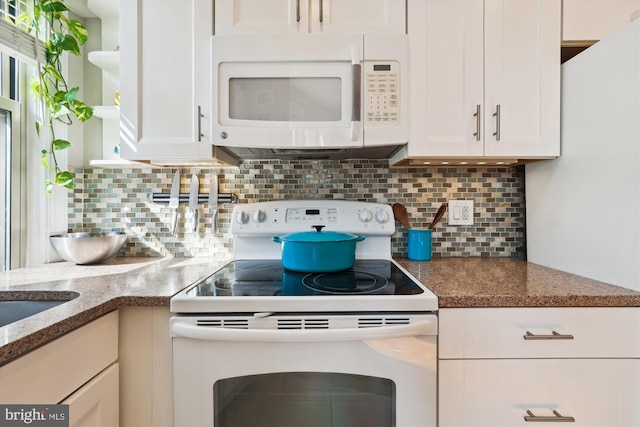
[{"left": 0, "top": 296, "right": 169, "bottom": 366}]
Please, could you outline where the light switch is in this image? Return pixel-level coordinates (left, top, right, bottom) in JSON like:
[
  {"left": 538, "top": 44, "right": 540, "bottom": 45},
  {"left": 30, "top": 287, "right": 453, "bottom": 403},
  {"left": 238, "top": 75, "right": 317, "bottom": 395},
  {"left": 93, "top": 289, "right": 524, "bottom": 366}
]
[{"left": 448, "top": 200, "right": 474, "bottom": 225}]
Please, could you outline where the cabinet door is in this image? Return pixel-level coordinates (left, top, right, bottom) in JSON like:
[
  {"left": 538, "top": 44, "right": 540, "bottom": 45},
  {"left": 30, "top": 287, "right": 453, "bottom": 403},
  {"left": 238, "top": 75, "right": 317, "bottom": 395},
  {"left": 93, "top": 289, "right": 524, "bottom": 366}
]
[
  {"left": 63, "top": 364, "right": 119, "bottom": 427},
  {"left": 440, "top": 359, "right": 640, "bottom": 427},
  {"left": 310, "top": 0, "right": 406, "bottom": 34},
  {"left": 563, "top": 0, "right": 640, "bottom": 42},
  {"left": 483, "top": 0, "right": 560, "bottom": 157},
  {"left": 406, "top": 0, "right": 484, "bottom": 157},
  {"left": 215, "top": 0, "right": 306, "bottom": 34},
  {"left": 119, "top": 0, "right": 212, "bottom": 160}
]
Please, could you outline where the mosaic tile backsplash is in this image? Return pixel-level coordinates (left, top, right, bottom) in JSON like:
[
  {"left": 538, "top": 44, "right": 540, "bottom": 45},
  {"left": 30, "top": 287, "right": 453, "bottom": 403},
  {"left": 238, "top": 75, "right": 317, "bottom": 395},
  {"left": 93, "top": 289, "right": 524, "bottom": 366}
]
[{"left": 69, "top": 160, "right": 525, "bottom": 260}]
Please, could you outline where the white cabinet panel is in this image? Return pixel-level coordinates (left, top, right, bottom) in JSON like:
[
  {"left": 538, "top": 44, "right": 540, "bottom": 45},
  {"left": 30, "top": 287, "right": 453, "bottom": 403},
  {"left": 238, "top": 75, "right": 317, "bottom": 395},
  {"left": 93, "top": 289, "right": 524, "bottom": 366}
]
[
  {"left": 63, "top": 363, "right": 119, "bottom": 427},
  {"left": 0, "top": 311, "right": 118, "bottom": 404},
  {"left": 215, "top": 0, "right": 304, "bottom": 34},
  {"left": 401, "top": 0, "right": 560, "bottom": 161},
  {"left": 119, "top": 0, "right": 213, "bottom": 161},
  {"left": 440, "top": 359, "right": 640, "bottom": 427},
  {"left": 215, "top": 0, "right": 405, "bottom": 35},
  {"left": 439, "top": 307, "right": 640, "bottom": 359},
  {"left": 407, "top": 0, "right": 484, "bottom": 157}
]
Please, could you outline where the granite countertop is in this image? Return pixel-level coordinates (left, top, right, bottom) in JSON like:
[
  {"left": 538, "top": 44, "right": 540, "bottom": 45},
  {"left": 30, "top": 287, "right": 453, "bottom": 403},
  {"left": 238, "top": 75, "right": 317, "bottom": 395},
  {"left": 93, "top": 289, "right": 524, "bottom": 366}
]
[
  {"left": 2, "top": 256, "right": 640, "bottom": 366},
  {"left": 395, "top": 257, "right": 640, "bottom": 308},
  {"left": 0, "top": 257, "right": 224, "bottom": 366}
]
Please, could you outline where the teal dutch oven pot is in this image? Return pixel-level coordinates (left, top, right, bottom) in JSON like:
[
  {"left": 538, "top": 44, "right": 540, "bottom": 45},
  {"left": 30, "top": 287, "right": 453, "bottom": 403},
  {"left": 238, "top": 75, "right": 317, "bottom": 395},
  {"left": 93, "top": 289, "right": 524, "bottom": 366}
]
[{"left": 272, "top": 225, "right": 365, "bottom": 273}]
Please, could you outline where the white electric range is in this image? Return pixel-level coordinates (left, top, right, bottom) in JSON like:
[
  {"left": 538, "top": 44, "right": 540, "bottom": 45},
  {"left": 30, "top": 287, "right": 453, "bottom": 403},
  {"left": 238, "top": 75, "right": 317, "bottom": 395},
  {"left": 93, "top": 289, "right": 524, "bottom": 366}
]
[{"left": 171, "top": 200, "right": 438, "bottom": 427}]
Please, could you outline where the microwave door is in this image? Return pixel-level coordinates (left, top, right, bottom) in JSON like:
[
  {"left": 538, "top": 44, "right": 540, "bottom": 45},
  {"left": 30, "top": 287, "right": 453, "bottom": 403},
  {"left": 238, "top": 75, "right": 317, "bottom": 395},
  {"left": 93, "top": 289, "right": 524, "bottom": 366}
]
[{"left": 212, "top": 34, "right": 364, "bottom": 149}]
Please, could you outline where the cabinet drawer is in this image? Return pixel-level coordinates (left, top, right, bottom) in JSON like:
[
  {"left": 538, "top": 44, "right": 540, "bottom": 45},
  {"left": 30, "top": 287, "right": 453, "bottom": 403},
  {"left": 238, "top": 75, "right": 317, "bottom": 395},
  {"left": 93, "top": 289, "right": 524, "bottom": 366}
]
[
  {"left": 439, "top": 359, "right": 640, "bottom": 427},
  {"left": 439, "top": 307, "right": 640, "bottom": 359},
  {"left": 0, "top": 311, "right": 118, "bottom": 403}
]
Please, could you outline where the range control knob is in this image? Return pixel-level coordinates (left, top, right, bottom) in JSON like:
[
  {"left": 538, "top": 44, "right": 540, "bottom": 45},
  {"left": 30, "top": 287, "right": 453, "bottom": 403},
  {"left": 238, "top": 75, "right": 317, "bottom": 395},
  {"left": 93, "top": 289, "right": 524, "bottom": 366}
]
[
  {"left": 253, "top": 210, "right": 266, "bottom": 223},
  {"left": 375, "top": 210, "right": 391, "bottom": 224},
  {"left": 235, "top": 211, "right": 249, "bottom": 224},
  {"left": 358, "top": 209, "right": 373, "bottom": 223}
]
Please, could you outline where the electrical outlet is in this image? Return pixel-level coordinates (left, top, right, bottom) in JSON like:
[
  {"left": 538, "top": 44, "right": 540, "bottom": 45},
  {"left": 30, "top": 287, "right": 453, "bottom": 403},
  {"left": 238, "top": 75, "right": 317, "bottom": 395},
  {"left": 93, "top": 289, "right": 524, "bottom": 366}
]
[{"left": 448, "top": 200, "right": 474, "bottom": 225}]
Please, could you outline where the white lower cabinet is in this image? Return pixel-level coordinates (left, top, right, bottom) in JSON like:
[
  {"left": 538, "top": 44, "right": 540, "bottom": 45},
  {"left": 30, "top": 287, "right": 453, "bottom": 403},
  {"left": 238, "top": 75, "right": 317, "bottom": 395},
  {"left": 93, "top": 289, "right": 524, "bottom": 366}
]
[
  {"left": 62, "top": 363, "right": 120, "bottom": 427},
  {"left": 438, "top": 308, "right": 640, "bottom": 427},
  {"left": 440, "top": 359, "right": 640, "bottom": 426},
  {"left": 119, "top": 306, "right": 173, "bottom": 427},
  {"left": 0, "top": 311, "right": 118, "bottom": 405}
]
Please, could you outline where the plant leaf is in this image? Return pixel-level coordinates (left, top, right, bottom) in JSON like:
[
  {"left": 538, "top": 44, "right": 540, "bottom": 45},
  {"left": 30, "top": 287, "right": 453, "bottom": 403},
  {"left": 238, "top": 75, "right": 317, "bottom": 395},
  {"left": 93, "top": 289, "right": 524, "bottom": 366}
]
[
  {"left": 55, "top": 171, "right": 74, "bottom": 187},
  {"left": 38, "top": 0, "right": 69, "bottom": 13},
  {"left": 41, "top": 150, "right": 51, "bottom": 170},
  {"left": 64, "top": 87, "right": 79, "bottom": 102},
  {"left": 44, "top": 179, "right": 53, "bottom": 194},
  {"left": 35, "top": 121, "right": 41, "bottom": 136},
  {"left": 68, "top": 20, "right": 89, "bottom": 45},
  {"left": 73, "top": 102, "right": 93, "bottom": 122},
  {"left": 52, "top": 139, "right": 72, "bottom": 151},
  {"left": 59, "top": 34, "right": 80, "bottom": 56},
  {"left": 43, "top": 64, "right": 64, "bottom": 82}
]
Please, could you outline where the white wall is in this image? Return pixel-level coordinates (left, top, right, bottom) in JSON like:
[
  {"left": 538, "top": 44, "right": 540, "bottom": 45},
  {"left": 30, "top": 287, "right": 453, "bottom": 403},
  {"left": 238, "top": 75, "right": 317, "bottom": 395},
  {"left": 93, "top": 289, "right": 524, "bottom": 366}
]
[{"left": 526, "top": 19, "right": 640, "bottom": 291}]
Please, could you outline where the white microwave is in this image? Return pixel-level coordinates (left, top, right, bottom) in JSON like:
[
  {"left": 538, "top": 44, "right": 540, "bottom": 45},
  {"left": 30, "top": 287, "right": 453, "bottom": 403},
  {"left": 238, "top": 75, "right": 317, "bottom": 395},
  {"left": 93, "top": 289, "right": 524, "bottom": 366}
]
[{"left": 211, "top": 33, "right": 408, "bottom": 152}]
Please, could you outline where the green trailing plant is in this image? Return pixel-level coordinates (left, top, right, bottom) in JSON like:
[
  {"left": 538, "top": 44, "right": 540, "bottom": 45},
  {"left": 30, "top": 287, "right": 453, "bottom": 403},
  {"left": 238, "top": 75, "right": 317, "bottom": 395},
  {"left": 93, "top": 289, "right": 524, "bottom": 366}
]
[{"left": 20, "top": 0, "right": 93, "bottom": 192}]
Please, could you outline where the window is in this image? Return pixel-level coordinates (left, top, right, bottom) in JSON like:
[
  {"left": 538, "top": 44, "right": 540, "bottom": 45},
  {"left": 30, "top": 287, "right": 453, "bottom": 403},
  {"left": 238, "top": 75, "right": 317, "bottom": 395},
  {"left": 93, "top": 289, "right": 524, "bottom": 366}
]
[{"left": 0, "top": 53, "right": 26, "bottom": 271}]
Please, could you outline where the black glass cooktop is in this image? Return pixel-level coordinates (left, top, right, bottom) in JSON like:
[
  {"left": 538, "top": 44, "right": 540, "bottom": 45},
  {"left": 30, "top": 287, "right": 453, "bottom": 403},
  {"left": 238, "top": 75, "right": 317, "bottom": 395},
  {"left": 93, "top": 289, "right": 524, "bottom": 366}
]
[{"left": 188, "top": 259, "right": 425, "bottom": 297}]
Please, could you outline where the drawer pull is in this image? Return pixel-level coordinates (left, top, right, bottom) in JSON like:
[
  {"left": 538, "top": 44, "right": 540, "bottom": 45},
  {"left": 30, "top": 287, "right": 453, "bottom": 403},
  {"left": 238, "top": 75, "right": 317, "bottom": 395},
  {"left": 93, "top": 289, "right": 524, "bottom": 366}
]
[
  {"left": 525, "top": 410, "right": 575, "bottom": 422},
  {"left": 524, "top": 331, "right": 574, "bottom": 340}
]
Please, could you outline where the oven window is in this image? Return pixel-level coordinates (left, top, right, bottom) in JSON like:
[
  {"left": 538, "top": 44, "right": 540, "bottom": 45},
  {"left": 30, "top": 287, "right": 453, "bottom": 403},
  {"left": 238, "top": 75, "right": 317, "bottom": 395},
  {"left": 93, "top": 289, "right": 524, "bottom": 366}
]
[
  {"left": 228, "top": 77, "right": 342, "bottom": 122},
  {"left": 214, "top": 372, "right": 395, "bottom": 427}
]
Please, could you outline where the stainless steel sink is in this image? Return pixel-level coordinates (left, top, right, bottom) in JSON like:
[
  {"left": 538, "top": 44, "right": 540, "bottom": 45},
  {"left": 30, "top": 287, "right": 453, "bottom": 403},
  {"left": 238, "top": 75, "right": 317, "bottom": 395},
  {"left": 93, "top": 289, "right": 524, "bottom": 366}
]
[{"left": 0, "top": 291, "right": 80, "bottom": 327}]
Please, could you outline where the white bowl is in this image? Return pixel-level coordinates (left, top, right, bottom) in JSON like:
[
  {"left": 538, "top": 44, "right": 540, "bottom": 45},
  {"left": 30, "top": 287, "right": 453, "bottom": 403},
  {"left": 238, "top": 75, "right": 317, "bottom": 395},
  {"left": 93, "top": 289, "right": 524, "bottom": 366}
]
[{"left": 50, "top": 232, "right": 127, "bottom": 265}]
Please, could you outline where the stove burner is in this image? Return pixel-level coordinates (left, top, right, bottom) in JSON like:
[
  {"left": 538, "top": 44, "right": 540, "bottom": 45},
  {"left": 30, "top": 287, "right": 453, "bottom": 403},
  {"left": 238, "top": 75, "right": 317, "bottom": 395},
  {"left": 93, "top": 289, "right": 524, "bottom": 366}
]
[{"left": 301, "top": 269, "right": 388, "bottom": 294}]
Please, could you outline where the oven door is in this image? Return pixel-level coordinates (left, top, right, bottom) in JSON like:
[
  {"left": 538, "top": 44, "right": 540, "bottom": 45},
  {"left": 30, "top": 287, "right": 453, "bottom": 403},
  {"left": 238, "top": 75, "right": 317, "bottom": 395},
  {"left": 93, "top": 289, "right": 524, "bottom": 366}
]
[{"left": 171, "top": 313, "right": 437, "bottom": 427}]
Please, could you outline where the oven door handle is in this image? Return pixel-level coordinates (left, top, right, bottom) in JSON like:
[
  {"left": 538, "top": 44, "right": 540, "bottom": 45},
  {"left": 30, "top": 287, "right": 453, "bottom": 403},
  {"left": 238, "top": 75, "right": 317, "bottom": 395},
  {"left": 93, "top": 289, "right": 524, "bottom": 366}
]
[{"left": 171, "top": 320, "right": 436, "bottom": 342}]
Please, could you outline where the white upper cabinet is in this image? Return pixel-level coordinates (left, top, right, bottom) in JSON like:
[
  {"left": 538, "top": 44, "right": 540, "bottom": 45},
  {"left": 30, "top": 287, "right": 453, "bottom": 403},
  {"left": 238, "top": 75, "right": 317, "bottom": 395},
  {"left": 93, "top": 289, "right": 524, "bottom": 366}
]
[
  {"left": 395, "top": 0, "right": 560, "bottom": 163},
  {"left": 563, "top": 0, "right": 640, "bottom": 42},
  {"left": 215, "top": 0, "right": 406, "bottom": 35},
  {"left": 119, "top": 0, "right": 216, "bottom": 162}
]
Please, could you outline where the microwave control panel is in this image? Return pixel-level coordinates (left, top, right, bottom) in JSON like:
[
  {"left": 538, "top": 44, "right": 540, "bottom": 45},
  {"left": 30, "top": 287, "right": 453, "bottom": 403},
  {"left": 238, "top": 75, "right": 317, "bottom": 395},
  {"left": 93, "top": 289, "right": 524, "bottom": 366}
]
[{"left": 363, "top": 61, "right": 400, "bottom": 126}]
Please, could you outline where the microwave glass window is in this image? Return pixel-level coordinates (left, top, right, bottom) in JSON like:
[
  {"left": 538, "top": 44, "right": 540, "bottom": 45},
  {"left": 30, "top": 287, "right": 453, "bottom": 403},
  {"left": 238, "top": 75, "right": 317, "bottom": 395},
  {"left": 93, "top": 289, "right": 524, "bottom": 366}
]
[
  {"left": 214, "top": 372, "right": 395, "bottom": 427},
  {"left": 229, "top": 78, "right": 342, "bottom": 122}
]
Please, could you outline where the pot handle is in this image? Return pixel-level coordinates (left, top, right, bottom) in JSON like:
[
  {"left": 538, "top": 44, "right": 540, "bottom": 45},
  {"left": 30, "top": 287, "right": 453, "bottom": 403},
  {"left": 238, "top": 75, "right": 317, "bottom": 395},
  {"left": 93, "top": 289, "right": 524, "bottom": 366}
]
[
  {"left": 356, "top": 235, "right": 365, "bottom": 242},
  {"left": 272, "top": 236, "right": 282, "bottom": 243}
]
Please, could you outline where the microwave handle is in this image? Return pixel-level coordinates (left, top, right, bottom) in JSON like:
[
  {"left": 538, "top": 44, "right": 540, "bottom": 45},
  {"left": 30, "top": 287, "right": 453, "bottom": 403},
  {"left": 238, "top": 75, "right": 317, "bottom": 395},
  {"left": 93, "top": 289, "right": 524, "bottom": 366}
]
[
  {"left": 171, "top": 320, "right": 436, "bottom": 343},
  {"left": 351, "top": 45, "right": 361, "bottom": 141}
]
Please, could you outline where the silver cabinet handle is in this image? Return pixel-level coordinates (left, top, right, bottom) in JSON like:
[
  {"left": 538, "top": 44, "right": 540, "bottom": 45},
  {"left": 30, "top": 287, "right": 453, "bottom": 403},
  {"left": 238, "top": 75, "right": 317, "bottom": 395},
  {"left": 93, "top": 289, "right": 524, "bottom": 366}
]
[
  {"left": 319, "top": 0, "right": 323, "bottom": 23},
  {"left": 523, "top": 331, "right": 574, "bottom": 340},
  {"left": 525, "top": 410, "right": 575, "bottom": 422},
  {"left": 197, "top": 105, "right": 204, "bottom": 142},
  {"left": 473, "top": 104, "right": 481, "bottom": 141},
  {"left": 492, "top": 104, "right": 501, "bottom": 141},
  {"left": 296, "top": 0, "right": 300, "bottom": 22}
]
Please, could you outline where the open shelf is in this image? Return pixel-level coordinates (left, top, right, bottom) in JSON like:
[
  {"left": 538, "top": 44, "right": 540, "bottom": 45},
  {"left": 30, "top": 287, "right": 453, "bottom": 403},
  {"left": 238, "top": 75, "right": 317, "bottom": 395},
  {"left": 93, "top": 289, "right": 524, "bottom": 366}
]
[
  {"left": 92, "top": 106, "right": 120, "bottom": 120},
  {"left": 88, "top": 51, "right": 120, "bottom": 76},
  {"left": 87, "top": 0, "right": 119, "bottom": 19}
]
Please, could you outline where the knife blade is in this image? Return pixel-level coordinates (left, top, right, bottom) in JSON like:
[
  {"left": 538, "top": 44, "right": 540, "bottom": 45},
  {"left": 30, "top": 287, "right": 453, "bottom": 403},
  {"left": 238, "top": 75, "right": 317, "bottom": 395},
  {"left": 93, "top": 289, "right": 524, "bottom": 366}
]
[
  {"left": 208, "top": 173, "right": 219, "bottom": 233},
  {"left": 189, "top": 174, "right": 200, "bottom": 233},
  {"left": 169, "top": 169, "right": 181, "bottom": 235}
]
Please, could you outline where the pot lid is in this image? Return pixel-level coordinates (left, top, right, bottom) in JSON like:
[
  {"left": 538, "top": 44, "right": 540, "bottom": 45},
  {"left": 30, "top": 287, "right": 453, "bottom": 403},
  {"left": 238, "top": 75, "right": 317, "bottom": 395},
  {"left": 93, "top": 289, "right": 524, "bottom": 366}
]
[{"left": 278, "top": 229, "right": 363, "bottom": 243}]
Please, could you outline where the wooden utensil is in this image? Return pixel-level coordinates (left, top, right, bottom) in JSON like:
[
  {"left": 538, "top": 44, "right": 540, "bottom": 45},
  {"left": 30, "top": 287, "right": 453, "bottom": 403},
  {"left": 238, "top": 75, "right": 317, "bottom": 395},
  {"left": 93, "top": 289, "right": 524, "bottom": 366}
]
[
  {"left": 392, "top": 203, "right": 411, "bottom": 229},
  {"left": 429, "top": 202, "right": 448, "bottom": 229}
]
